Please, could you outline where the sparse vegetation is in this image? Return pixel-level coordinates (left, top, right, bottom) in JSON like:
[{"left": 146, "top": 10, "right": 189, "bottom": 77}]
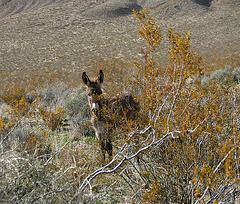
[
  {"left": 0, "top": 4, "right": 239, "bottom": 204},
  {"left": 202, "top": 65, "right": 240, "bottom": 86}
]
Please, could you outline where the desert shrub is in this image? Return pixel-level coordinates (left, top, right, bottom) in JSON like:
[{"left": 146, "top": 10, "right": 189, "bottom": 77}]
[
  {"left": 37, "top": 84, "right": 69, "bottom": 107},
  {"left": 202, "top": 65, "right": 240, "bottom": 86},
  {"left": 39, "top": 106, "right": 66, "bottom": 131},
  {"left": 64, "top": 87, "right": 93, "bottom": 137},
  {"left": 76, "top": 9, "right": 240, "bottom": 204},
  {"left": 9, "top": 126, "right": 28, "bottom": 147},
  {"left": 0, "top": 97, "right": 40, "bottom": 152},
  {"left": 64, "top": 87, "right": 89, "bottom": 118},
  {"left": 0, "top": 66, "right": 82, "bottom": 107},
  {"left": 0, "top": 151, "right": 80, "bottom": 203},
  {"left": 0, "top": 155, "right": 50, "bottom": 203},
  {"left": 0, "top": 95, "right": 100, "bottom": 203},
  {"left": 0, "top": 82, "right": 28, "bottom": 106},
  {"left": 0, "top": 68, "right": 101, "bottom": 203},
  {"left": 131, "top": 10, "right": 239, "bottom": 203}
]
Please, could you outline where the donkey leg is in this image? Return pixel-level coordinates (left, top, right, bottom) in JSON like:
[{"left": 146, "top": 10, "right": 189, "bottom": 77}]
[
  {"left": 102, "top": 148, "right": 105, "bottom": 162},
  {"left": 100, "top": 140, "right": 106, "bottom": 163},
  {"left": 105, "top": 138, "right": 113, "bottom": 158}
]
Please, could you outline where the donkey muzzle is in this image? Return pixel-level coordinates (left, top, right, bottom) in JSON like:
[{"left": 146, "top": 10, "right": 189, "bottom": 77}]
[{"left": 92, "top": 102, "right": 100, "bottom": 109}]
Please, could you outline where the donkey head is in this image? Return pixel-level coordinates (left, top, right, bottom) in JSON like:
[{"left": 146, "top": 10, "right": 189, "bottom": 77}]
[{"left": 82, "top": 70, "right": 104, "bottom": 110}]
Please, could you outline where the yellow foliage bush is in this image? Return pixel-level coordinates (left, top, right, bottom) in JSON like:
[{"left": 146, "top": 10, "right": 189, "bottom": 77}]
[
  {"left": 129, "top": 9, "right": 240, "bottom": 203},
  {"left": 39, "top": 106, "right": 66, "bottom": 131}
]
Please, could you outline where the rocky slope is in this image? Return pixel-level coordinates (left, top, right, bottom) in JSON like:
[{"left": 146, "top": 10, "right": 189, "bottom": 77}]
[
  {"left": 0, "top": 0, "right": 239, "bottom": 75},
  {"left": 0, "top": 0, "right": 73, "bottom": 18}
]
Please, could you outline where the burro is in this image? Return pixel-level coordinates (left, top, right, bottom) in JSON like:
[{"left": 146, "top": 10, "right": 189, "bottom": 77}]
[{"left": 82, "top": 70, "right": 140, "bottom": 162}]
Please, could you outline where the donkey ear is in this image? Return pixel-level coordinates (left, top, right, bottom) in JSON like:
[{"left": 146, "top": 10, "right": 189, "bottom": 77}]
[
  {"left": 82, "top": 72, "right": 91, "bottom": 86},
  {"left": 98, "top": 70, "right": 104, "bottom": 84}
]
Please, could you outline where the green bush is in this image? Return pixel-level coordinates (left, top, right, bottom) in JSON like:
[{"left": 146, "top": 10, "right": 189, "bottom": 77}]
[
  {"left": 64, "top": 87, "right": 93, "bottom": 137},
  {"left": 202, "top": 65, "right": 240, "bottom": 86}
]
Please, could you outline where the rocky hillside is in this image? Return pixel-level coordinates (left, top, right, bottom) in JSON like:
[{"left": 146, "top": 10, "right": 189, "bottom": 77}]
[
  {"left": 0, "top": 0, "right": 72, "bottom": 18},
  {"left": 1, "top": 0, "right": 239, "bottom": 19},
  {"left": 0, "top": 0, "right": 239, "bottom": 75}
]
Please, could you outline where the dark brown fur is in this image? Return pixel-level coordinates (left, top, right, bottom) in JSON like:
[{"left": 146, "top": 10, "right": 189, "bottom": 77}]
[{"left": 82, "top": 70, "right": 139, "bottom": 161}]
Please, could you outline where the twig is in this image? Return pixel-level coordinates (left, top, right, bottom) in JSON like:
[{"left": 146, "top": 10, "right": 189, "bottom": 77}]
[
  {"left": 0, "top": 117, "right": 24, "bottom": 147},
  {"left": 43, "top": 139, "right": 71, "bottom": 167},
  {"left": 213, "top": 147, "right": 236, "bottom": 174},
  {"left": 195, "top": 187, "right": 209, "bottom": 204}
]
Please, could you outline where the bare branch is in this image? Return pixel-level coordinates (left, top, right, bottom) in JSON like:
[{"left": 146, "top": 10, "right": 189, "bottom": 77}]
[
  {"left": 213, "top": 147, "right": 236, "bottom": 174},
  {"left": 72, "top": 127, "right": 182, "bottom": 202}
]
